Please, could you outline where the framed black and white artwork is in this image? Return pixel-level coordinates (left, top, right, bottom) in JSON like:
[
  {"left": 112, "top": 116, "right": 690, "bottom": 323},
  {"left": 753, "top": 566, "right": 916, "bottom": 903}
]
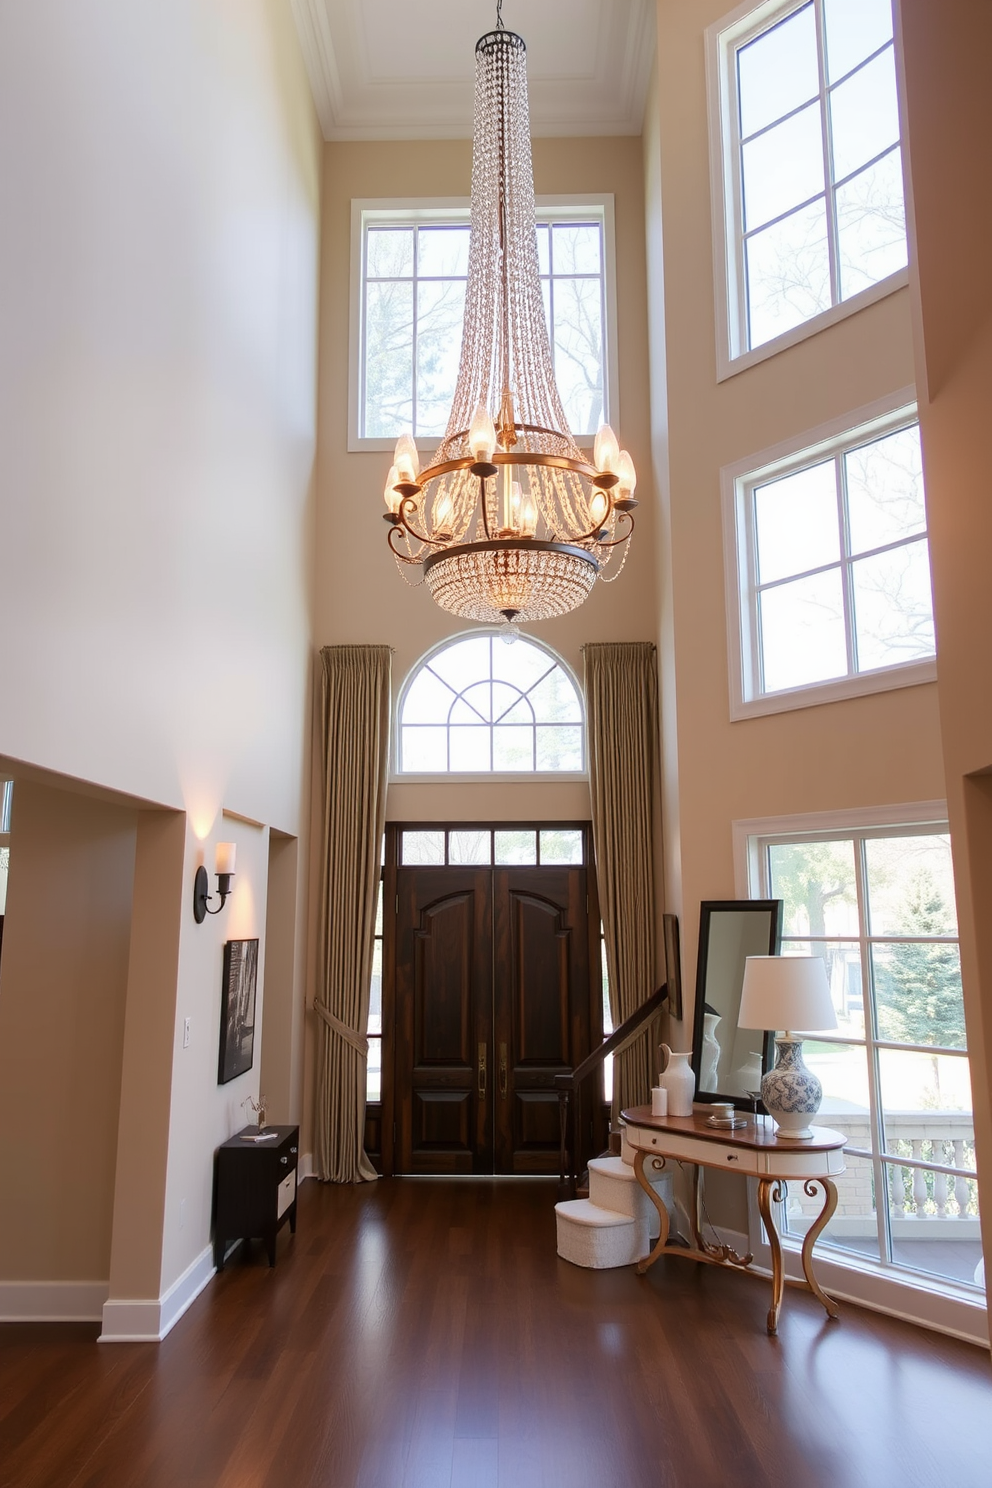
[{"left": 218, "top": 937, "right": 259, "bottom": 1085}]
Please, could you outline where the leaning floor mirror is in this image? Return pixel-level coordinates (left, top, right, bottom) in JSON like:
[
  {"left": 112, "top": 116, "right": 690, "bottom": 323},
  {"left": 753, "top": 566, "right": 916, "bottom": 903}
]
[{"left": 690, "top": 900, "right": 783, "bottom": 1112}]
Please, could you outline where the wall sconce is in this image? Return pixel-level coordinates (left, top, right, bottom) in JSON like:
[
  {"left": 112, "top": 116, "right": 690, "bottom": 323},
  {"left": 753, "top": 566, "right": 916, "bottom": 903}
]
[{"left": 193, "top": 842, "right": 236, "bottom": 924}]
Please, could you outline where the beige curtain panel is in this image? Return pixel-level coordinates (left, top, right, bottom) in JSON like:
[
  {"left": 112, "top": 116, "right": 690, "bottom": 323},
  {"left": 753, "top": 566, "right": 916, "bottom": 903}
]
[
  {"left": 584, "top": 642, "right": 660, "bottom": 1119},
  {"left": 314, "top": 645, "right": 391, "bottom": 1183}
]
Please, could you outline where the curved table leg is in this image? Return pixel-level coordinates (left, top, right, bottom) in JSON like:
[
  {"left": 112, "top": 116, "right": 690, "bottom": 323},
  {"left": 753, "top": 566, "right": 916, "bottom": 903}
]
[
  {"left": 757, "top": 1178, "right": 785, "bottom": 1335},
  {"left": 632, "top": 1149, "right": 671, "bottom": 1274},
  {"left": 800, "top": 1178, "right": 841, "bottom": 1320}
]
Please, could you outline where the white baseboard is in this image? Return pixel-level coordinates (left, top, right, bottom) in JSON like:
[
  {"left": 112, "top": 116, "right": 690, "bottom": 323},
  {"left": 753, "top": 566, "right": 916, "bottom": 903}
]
[
  {"left": 298, "top": 1151, "right": 314, "bottom": 1183},
  {"left": 99, "top": 1244, "right": 215, "bottom": 1344},
  {"left": 0, "top": 1279, "right": 109, "bottom": 1323}
]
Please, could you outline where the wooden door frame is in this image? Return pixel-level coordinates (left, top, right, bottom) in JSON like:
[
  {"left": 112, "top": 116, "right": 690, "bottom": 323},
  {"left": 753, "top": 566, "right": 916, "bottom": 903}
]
[{"left": 372, "top": 822, "right": 603, "bottom": 1178}]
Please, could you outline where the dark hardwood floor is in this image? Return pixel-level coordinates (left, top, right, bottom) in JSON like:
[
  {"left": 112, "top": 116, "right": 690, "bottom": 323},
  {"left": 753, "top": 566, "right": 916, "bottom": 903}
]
[{"left": 1, "top": 1177, "right": 990, "bottom": 1488}]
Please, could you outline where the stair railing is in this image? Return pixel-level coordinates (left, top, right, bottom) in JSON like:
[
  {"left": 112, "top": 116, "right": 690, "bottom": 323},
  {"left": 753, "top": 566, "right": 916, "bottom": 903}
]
[{"left": 555, "top": 983, "right": 669, "bottom": 1199}]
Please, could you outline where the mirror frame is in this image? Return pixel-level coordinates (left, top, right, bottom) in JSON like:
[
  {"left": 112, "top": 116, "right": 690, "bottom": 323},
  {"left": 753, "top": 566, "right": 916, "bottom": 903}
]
[{"left": 690, "top": 899, "right": 783, "bottom": 1111}]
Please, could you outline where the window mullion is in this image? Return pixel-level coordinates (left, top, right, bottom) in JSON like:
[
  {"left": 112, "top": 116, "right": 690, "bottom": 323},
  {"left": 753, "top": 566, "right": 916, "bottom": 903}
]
[{"left": 813, "top": 0, "right": 840, "bottom": 307}]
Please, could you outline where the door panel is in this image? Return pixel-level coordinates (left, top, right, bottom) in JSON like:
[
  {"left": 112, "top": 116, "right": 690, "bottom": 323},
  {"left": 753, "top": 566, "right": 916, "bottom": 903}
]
[
  {"left": 392, "top": 844, "right": 596, "bottom": 1176},
  {"left": 395, "top": 869, "right": 492, "bottom": 1173},
  {"left": 494, "top": 867, "right": 591, "bottom": 1174}
]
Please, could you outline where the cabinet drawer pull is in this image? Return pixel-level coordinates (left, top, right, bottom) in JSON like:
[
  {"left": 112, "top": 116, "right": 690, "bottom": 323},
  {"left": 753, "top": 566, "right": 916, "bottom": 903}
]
[
  {"left": 726, "top": 1154, "right": 739, "bottom": 1163},
  {"left": 290, "top": 1147, "right": 297, "bottom": 1154},
  {"left": 280, "top": 1155, "right": 288, "bottom": 1165}
]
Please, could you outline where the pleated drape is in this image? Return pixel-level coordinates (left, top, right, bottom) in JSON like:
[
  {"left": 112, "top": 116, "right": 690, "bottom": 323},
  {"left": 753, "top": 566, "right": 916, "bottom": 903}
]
[
  {"left": 314, "top": 645, "right": 391, "bottom": 1183},
  {"left": 584, "top": 642, "right": 660, "bottom": 1119}
]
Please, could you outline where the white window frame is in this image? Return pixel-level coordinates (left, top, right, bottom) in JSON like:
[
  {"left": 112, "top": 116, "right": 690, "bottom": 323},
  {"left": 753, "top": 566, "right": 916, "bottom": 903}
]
[
  {"left": 706, "top": 0, "right": 910, "bottom": 381},
  {"left": 393, "top": 629, "right": 587, "bottom": 784},
  {"left": 722, "top": 386, "right": 937, "bottom": 721},
  {"left": 732, "top": 803, "right": 988, "bottom": 1346},
  {"left": 349, "top": 195, "right": 620, "bottom": 453}
]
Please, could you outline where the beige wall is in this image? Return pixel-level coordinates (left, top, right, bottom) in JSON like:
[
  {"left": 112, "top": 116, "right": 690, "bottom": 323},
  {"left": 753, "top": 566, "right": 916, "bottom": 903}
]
[
  {"left": 314, "top": 134, "right": 658, "bottom": 824},
  {"left": 648, "top": 0, "right": 946, "bottom": 1011},
  {"left": 307, "top": 131, "right": 661, "bottom": 1158},
  {"left": 646, "top": 1, "right": 948, "bottom": 1230},
  {"left": 0, "top": 783, "right": 137, "bottom": 1281},
  {"left": 0, "top": 0, "right": 321, "bottom": 1309},
  {"left": 899, "top": 0, "right": 992, "bottom": 1327}
]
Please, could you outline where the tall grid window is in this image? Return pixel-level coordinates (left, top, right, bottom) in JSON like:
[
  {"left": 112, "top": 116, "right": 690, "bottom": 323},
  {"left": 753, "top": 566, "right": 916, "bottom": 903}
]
[
  {"left": 728, "top": 406, "right": 936, "bottom": 712},
  {"left": 715, "top": 0, "right": 908, "bottom": 359},
  {"left": 749, "top": 820, "right": 983, "bottom": 1296},
  {"left": 358, "top": 206, "right": 610, "bottom": 442},
  {"left": 399, "top": 633, "right": 584, "bottom": 775}
]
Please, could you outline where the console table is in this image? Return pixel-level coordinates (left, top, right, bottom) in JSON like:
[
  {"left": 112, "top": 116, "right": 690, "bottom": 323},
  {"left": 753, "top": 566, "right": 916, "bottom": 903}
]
[
  {"left": 214, "top": 1124, "right": 299, "bottom": 1269},
  {"left": 620, "top": 1106, "right": 846, "bottom": 1333}
]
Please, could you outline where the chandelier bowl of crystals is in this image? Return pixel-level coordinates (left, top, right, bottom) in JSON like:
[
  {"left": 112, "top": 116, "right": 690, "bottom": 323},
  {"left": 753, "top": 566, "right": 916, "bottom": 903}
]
[{"left": 383, "top": 17, "right": 636, "bottom": 626}]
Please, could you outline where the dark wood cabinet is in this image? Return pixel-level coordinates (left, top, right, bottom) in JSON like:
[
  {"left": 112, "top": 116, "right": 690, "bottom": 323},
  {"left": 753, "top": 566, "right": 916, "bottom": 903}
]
[{"left": 214, "top": 1124, "right": 299, "bottom": 1269}]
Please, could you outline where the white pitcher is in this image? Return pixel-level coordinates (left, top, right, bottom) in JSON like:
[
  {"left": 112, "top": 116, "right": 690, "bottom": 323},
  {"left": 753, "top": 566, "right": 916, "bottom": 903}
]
[{"left": 659, "top": 1044, "right": 695, "bottom": 1117}]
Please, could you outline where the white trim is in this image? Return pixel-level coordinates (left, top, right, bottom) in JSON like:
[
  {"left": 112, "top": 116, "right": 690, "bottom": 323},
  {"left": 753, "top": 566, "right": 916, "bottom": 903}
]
[
  {"left": 99, "top": 1244, "right": 215, "bottom": 1344},
  {"left": 745, "top": 1184, "right": 989, "bottom": 1347},
  {"left": 706, "top": 0, "right": 910, "bottom": 379},
  {"left": 732, "top": 799, "right": 949, "bottom": 896},
  {"left": 298, "top": 1151, "right": 315, "bottom": 1184},
  {"left": 0, "top": 1279, "right": 109, "bottom": 1323},
  {"left": 717, "top": 273, "right": 910, "bottom": 383},
  {"left": 720, "top": 388, "right": 935, "bottom": 720},
  {"left": 349, "top": 195, "right": 619, "bottom": 454}
]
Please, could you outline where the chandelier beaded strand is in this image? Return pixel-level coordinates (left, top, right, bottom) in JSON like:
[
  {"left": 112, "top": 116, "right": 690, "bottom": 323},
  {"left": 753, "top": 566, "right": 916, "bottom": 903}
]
[{"left": 383, "top": 18, "right": 637, "bottom": 625}]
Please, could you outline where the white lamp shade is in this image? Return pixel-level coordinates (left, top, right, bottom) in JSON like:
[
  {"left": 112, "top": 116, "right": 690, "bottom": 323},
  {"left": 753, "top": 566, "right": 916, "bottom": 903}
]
[
  {"left": 737, "top": 955, "right": 837, "bottom": 1033},
  {"left": 215, "top": 842, "right": 237, "bottom": 876}
]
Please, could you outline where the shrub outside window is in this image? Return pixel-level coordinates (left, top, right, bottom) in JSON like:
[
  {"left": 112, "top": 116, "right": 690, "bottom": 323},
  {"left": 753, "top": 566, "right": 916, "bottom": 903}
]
[
  {"left": 724, "top": 398, "right": 937, "bottom": 718},
  {"left": 352, "top": 198, "right": 617, "bottom": 449},
  {"left": 709, "top": 0, "right": 909, "bottom": 372},
  {"left": 398, "top": 633, "right": 584, "bottom": 775}
]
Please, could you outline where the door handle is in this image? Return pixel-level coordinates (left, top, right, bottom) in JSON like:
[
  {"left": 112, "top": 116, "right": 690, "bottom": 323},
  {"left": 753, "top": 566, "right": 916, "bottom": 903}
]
[
  {"left": 499, "top": 1042, "right": 508, "bottom": 1099},
  {"left": 478, "top": 1042, "right": 487, "bottom": 1099}
]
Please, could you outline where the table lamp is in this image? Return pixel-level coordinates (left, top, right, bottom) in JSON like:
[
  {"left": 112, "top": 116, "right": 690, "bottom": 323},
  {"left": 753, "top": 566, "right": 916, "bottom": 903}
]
[{"left": 738, "top": 956, "right": 837, "bottom": 1140}]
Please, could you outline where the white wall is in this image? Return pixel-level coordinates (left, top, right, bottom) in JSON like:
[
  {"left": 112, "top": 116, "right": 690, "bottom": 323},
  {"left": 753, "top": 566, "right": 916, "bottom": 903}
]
[
  {"left": 0, "top": 0, "right": 321, "bottom": 1326},
  {"left": 0, "top": 0, "right": 318, "bottom": 834}
]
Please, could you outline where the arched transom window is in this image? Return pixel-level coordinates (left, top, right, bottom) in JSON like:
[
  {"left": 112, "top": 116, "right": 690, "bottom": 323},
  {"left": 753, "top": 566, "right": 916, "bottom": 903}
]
[{"left": 399, "top": 633, "right": 584, "bottom": 774}]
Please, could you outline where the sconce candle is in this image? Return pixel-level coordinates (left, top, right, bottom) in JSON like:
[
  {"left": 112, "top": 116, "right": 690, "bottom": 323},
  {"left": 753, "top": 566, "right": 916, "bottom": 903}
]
[{"left": 193, "top": 841, "right": 237, "bottom": 924}]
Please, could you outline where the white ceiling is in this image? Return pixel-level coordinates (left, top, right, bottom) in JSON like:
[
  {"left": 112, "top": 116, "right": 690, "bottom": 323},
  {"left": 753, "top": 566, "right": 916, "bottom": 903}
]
[{"left": 290, "top": 0, "right": 656, "bottom": 140}]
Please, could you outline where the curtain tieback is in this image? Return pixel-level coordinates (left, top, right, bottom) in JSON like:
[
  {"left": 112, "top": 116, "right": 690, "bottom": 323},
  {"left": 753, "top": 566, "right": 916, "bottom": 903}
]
[{"left": 312, "top": 1001, "right": 369, "bottom": 1057}]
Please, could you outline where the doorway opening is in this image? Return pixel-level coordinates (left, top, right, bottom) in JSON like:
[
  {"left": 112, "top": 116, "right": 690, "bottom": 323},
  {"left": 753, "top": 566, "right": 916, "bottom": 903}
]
[{"left": 368, "top": 823, "right": 605, "bottom": 1176}]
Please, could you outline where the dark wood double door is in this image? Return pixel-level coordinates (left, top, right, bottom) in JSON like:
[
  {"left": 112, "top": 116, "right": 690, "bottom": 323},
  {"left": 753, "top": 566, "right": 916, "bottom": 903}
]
[{"left": 394, "top": 855, "right": 599, "bottom": 1175}]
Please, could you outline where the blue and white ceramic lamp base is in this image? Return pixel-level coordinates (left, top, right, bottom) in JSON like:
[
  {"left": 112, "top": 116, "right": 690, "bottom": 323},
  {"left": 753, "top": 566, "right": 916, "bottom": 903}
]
[{"left": 760, "top": 1036, "right": 823, "bottom": 1141}]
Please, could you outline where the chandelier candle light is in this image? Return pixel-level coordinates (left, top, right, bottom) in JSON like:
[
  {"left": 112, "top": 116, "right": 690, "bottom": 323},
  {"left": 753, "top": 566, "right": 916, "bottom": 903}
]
[{"left": 382, "top": 13, "right": 637, "bottom": 625}]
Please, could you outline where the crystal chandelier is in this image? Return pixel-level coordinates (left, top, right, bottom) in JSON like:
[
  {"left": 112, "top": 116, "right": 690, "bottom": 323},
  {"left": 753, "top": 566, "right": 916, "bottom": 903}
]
[{"left": 383, "top": 10, "right": 637, "bottom": 626}]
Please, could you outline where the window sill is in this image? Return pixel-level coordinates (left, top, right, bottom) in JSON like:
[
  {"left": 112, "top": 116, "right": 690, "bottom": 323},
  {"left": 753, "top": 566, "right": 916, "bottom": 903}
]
[
  {"left": 717, "top": 268, "right": 909, "bottom": 384},
  {"left": 730, "top": 657, "right": 937, "bottom": 722}
]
